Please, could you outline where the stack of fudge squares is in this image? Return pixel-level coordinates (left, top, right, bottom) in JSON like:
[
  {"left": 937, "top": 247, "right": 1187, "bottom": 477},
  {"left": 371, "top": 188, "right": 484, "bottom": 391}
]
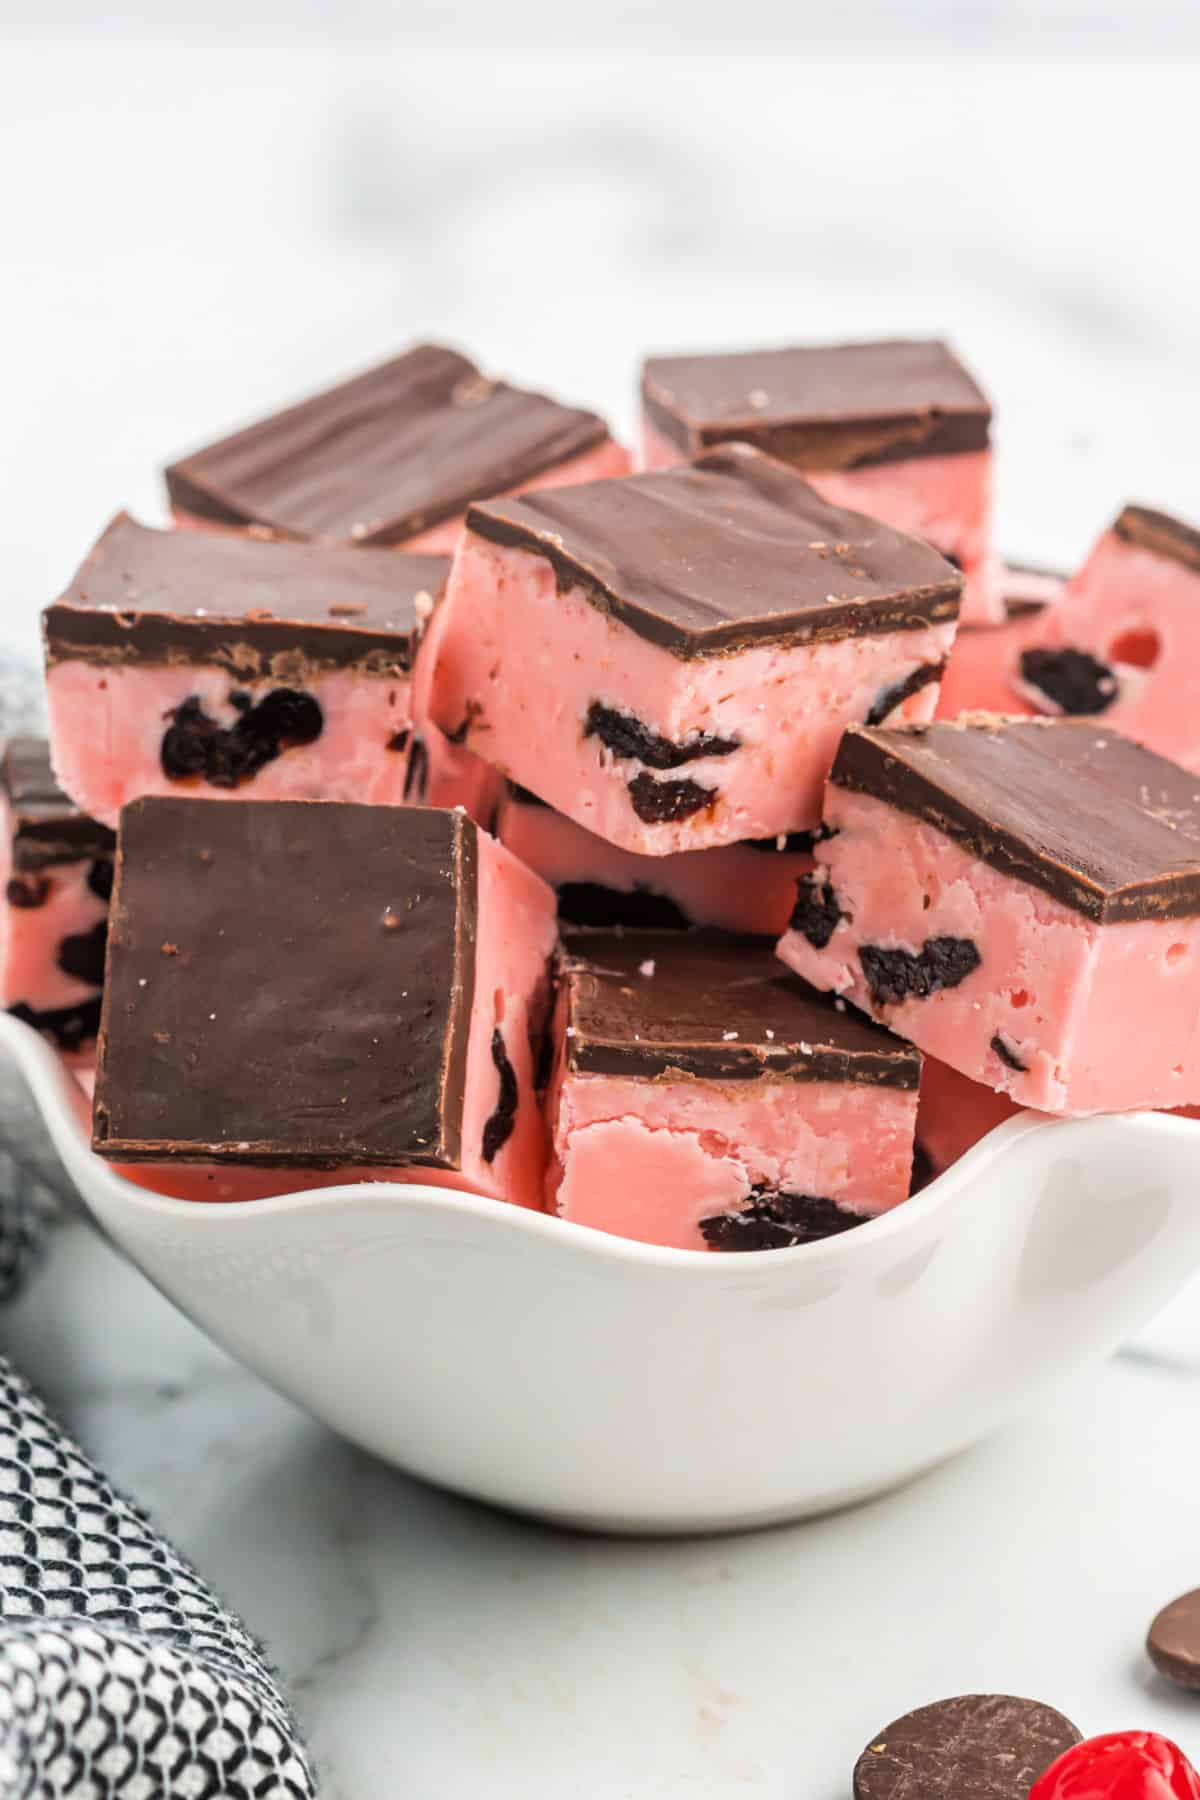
[{"left": 10, "top": 335, "right": 1200, "bottom": 1252}]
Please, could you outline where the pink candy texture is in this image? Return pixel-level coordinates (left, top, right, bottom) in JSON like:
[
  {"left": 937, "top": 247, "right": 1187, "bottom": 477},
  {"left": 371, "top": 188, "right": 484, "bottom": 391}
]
[
  {"left": 429, "top": 533, "right": 957, "bottom": 852},
  {"left": 46, "top": 662, "right": 414, "bottom": 828},
  {"left": 406, "top": 561, "right": 504, "bottom": 823},
  {"left": 492, "top": 785, "right": 812, "bottom": 934},
  {"left": 545, "top": 1062, "right": 917, "bottom": 1251},
  {"left": 777, "top": 787, "right": 1200, "bottom": 1114},
  {"left": 117, "top": 826, "right": 557, "bottom": 1209},
  {"left": 639, "top": 420, "right": 999, "bottom": 626},
  {"left": 1017, "top": 529, "right": 1200, "bottom": 770},
  {"left": 171, "top": 437, "right": 632, "bottom": 553},
  {"left": 915, "top": 1055, "right": 1024, "bottom": 1180},
  {"left": 0, "top": 817, "right": 106, "bottom": 1021},
  {"left": 936, "top": 565, "right": 1065, "bottom": 719}
]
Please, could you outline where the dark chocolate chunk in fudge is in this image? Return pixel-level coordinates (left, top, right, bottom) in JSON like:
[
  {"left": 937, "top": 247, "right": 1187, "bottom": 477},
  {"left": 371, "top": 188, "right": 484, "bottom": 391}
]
[
  {"left": 584, "top": 701, "right": 739, "bottom": 768},
  {"left": 57, "top": 919, "right": 108, "bottom": 987},
  {"left": 789, "top": 873, "right": 845, "bottom": 948},
  {"left": 93, "top": 800, "right": 484, "bottom": 1168},
  {"left": 627, "top": 772, "right": 716, "bottom": 824},
  {"left": 1, "top": 737, "right": 115, "bottom": 871},
  {"left": 831, "top": 718, "right": 1200, "bottom": 923},
  {"left": 991, "top": 1034, "right": 1027, "bottom": 1072},
  {"left": 853, "top": 1695, "right": 1081, "bottom": 1800},
  {"left": 10, "top": 996, "right": 103, "bottom": 1056},
  {"left": 700, "top": 1186, "right": 868, "bottom": 1252},
  {"left": 160, "top": 689, "right": 323, "bottom": 788},
  {"left": 44, "top": 513, "right": 447, "bottom": 679},
  {"left": 165, "top": 343, "right": 610, "bottom": 545},
  {"left": 466, "top": 444, "right": 962, "bottom": 659},
  {"left": 1113, "top": 503, "right": 1200, "bottom": 575},
  {"left": 1019, "top": 646, "right": 1117, "bottom": 715},
  {"left": 859, "top": 937, "right": 982, "bottom": 1005},
  {"left": 641, "top": 339, "right": 990, "bottom": 467},
  {"left": 558, "top": 932, "right": 920, "bottom": 1087},
  {"left": 866, "top": 660, "right": 946, "bottom": 727},
  {"left": 480, "top": 1028, "right": 518, "bottom": 1163}
]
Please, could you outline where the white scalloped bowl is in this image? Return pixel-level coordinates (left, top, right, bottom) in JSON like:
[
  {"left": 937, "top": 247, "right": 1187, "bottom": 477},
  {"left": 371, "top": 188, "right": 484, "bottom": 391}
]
[{"left": 6, "top": 1010, "right": 1200, "bottom": 1535}]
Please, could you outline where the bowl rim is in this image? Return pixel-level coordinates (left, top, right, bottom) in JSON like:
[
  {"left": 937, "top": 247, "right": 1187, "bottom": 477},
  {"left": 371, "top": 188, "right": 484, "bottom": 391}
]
[{"left": 3, "top": 1010, "right": 1190, "bottom": 1277}]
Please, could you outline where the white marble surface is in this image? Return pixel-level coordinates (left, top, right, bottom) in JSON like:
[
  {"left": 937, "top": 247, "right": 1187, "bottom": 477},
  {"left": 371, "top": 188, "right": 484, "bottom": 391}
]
[
  {"left": 6, "top": 1221, "right": 1200, "bottom": 1797},
  {"left": 4, "top": 31, "right": 1200, "bottom": 1796}
]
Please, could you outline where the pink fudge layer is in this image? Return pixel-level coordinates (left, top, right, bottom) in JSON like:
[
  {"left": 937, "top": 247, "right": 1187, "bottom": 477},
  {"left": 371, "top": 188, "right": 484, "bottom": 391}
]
[
  {"left": 0, "top": 843, "right": 106, "bottom": 1017},
  {"left": 430, "top": 534, "right": 957, "bottom": 853},
  {"left": 406, "top": 559, "right": 504, "bottom": 824},
  {"left": 778, "top": 783, "right": 1200, "bottom": 1115},
  {"left": 1015, "top": 513, "right": 1200, "bottom": 772},
  {"left": 936, "top": 566, "right": 1065, "bottom": 719},
  {"left": 47, "top": 663, "right": 414, "bottom": 829},
  {"left": 640, "top": 419, "right": 998, "bottom": 625},
  {"left": 547, "top": 1072, "right": 916, "bottom": 1251},
  {"left": 494, "top": 784, "right": 812, "bottom": 935},
  {"left": 915, "top": 1055, "right": 1025, "bottom": 1183},
  {"left": 171, "top": 437, "right": 632, "bottom": 554}
]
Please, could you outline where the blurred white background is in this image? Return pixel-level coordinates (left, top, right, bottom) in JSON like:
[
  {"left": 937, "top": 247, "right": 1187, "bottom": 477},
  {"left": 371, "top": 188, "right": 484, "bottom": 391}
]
[{"left": 3, "top": 2, "right": 1199, "bottom": 663}]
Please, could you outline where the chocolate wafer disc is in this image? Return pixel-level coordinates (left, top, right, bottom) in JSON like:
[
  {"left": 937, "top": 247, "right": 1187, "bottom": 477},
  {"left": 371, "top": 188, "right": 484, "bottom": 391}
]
[{"left": 854, "top": 1694, "right": 1082, "bottom": 1800}]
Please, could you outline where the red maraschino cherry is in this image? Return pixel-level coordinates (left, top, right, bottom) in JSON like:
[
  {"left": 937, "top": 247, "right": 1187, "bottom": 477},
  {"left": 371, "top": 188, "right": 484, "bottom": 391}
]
[{"left": 1031, "top": 1734, "right": 1200, "bottom": 1800}]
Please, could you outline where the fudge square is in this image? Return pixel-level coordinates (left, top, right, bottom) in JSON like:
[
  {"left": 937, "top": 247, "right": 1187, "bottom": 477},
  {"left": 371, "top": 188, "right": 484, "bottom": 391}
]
[
  {"left": 493, "top": 779, "right": 814, "bottom": 936},
  {"left": 44, "top": 512, "right": 446, "bottom": 827},
  {"left": 544, "top": 932, "right": 920, "bottom": 1252},
  {"left": 1015, "top": 505, "right": 1200, "bottom": 772},
  {"left": 93, "top": 801, "right": 558, "bottom": 1208},
  {"left": 429, "top": 443, "right": 962, "bottom": 854},
  {"left": 639, "top": 339, "right": 1000, "bottom": 623},
  {"left": 0, "top": 737, "right": 114, "bottom": 1057},
  {"left": 778, "top": 717, "right": 1200, "bottom": 1115},
  {"left": 165, "top": 342, "right": 629, "bottom": 553},
  {"left": 935, "top": 564, "right": 1063, "bottom": 720}
]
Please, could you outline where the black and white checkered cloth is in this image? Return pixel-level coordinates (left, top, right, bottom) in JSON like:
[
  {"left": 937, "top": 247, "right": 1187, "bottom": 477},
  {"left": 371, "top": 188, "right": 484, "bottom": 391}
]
[{"left": 0, "top": 651, "right": 318, "bottom": 1795}]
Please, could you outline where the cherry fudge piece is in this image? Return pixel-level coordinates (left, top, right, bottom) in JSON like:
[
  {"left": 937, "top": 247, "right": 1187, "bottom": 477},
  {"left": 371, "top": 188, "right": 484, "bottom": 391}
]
[
  {"left": 93, "top": 800, "right": 557, "bottom": 1208},
  {"left": 935, "top": 564, "right": 1064, "bottom": 719},
  {"left": 913, "top": 1055, "right": 1025, "bottom": 1185},
  {"left": 778, "top": 717, "right": 1200, "bottom": 1114},
  {"left": 493, "top": 779, "right": 814, "bottom": 934},
  {"left": 639, "top": 340, "right": 999, "bottom": 622},
  {"left": 165, "top": 342, "right": 629, "bottom": 553},
  {"left": 1015, "top": 506, "right": 1200, "bottom": 771},
  {"left": 430, "top": 444, "right": 962, "bottom": 853},
  {"left": 44, "top": 513, "right": 445, "bottom": 827},
  {"left": 544, "top": 932, "right": 920, "bottom": 1251},
  {"left": 0, "top": 737, "right": 114, "bottom": 1058}
]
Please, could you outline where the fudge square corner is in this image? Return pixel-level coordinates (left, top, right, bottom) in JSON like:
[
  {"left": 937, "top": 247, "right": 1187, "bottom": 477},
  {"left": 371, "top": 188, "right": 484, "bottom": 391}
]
[
  {"left": 428, "top": 443, "right": 963, "bottom": 856},
  {"left": 92, "top": 799, "right": 557, "bottom": 1208},
  {"left": 778, "top": 716, "right": 1200, "bottom": 1115}
]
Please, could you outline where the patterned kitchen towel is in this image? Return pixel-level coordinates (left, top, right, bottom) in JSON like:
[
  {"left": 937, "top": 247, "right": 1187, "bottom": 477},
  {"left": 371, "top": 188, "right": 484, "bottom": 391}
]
[{"left": 0, "top": 984, "right": 318, "bottom": 1793}]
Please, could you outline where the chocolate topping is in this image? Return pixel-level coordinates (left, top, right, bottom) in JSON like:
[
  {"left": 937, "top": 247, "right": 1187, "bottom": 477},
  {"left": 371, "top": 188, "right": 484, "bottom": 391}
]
[
  {"left": 559, "top": 932, "right": 919, "bottom": 1087},
  {"left": 93, "top": 800, "right": 480, "bottom": 1168},
  {"left": 1113, "top": 503, "right": 1200, "bottom": 575},
  {"left": 467, "top": 445, "right": 961, "bottom": 659},
  {"left": 45, "top": 513, "right": 446, "bottom": 679},
  {"left": 832, "top": 718, "right": 1200, "bottom": 922},
  {"left": 642, "top": 339, "right": 990, "bottom": 468},
  {"left": 164, "top": 343, "right": 610, "bottom": 545},
  {"left": 1, "top": 737, "right": 115, "bottom": 871}
]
